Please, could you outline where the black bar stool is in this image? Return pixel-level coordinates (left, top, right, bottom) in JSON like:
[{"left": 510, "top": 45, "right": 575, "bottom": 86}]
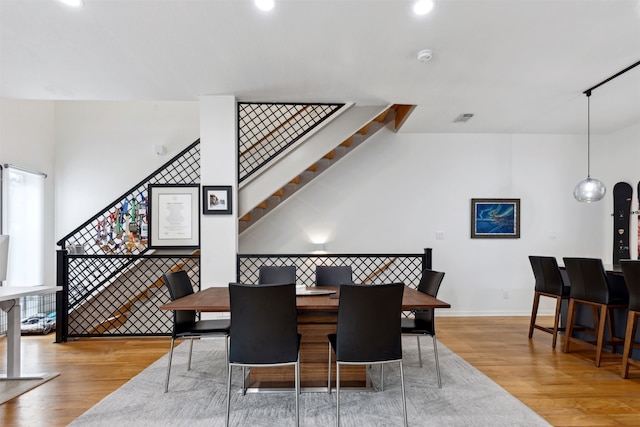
[
  {"left": 528, "top": 256, "right": 570, "bottom": 348},
  {"left": 562, "top": 258, "right": 628, "bottom": 367}
]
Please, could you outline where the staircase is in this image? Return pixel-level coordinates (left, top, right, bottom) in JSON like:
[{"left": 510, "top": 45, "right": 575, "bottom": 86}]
[{"left": 238, "top": 104, "right": 414, "bottom": 233}]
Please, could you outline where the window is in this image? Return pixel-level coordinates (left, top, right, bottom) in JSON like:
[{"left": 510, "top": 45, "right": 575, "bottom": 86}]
[{"left": 2, "top": 165, "right": 46, "bottom": 287}]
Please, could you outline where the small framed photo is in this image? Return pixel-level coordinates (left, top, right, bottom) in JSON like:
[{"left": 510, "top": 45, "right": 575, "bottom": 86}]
[
  {"left": 203, "top": 185, "right": 232, "bottom": 215},
  {"left": 471, "top": 198, "right": 520, "bottom": 239}
]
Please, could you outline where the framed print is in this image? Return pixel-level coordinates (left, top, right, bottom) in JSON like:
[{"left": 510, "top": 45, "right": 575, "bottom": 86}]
[
  {"left": 202, "top": 185, "right": 232, "bottom": 215},
  {"left": 471, "top": 198, "right": 520, "bottom": 239},
  {"left": 148, "top": 184, "right": 200, "bottom": 248}
]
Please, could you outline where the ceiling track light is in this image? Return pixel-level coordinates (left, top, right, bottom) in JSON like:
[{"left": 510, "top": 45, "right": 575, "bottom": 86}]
[{"left": 573, "top": 59, "right": 640, "bottom": 202}]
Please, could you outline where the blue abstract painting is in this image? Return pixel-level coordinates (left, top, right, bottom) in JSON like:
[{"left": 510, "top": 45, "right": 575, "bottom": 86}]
[{"left": 472, "top": 199, "right": 520, "bottom": 238}]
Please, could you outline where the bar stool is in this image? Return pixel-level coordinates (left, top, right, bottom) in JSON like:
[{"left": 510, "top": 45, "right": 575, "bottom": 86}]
[
  {"left": 619, "top": 260, "right": 640, "bottom": 378},
  {"left": 562, "top": 258, "right": 629, "bottom": 367},
  {"left": 528, "top": 256, "right": 570, "bottom": 348}
]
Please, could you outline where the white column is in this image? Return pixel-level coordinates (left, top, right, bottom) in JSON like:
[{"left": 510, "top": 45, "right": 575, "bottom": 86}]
[{"left": 199, "top": 96, "right": 238, "bottom": 299}]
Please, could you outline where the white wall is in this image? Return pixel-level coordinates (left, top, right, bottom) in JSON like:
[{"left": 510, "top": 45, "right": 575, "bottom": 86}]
[
  {"left": 0, "top": 100, "right": 57, "bottom": 285},
  {"left": 239, "top": 126, "right": 628, "bottom": 316},
  {"left": 54, "top": 101, "right": 200, "bottom": 238}
]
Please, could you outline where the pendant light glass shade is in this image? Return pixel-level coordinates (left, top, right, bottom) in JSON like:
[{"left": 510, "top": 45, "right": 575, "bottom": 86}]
[
  {"left": 573, "top": 92, "right": 606, "bottom": 202},
  {"left": 573, "top": 177, "right": 606, "bottom": 202}
]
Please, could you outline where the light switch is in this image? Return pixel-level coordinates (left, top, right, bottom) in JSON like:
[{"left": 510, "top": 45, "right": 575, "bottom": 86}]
[{"left": 436, "top": 231, "right": 445, "bottom": 240}]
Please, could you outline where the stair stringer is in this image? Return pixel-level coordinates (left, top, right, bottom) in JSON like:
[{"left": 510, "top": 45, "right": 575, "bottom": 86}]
[{"left": 238, "top": 105, "right": 392, "bottom": 222}]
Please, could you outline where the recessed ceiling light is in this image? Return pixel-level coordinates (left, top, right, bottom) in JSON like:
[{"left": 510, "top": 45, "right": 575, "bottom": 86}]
[
  {"left": 58, "top": 0, "right": 84, "bottom": 7},
  {"left": 413, "top": 0, "right": 435, "bottom": 15},
  {"left": 255, "top": 0, "right": 275, "bottom": 12}
]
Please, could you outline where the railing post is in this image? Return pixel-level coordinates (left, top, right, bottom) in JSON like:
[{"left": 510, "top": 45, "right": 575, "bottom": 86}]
[
  {"left": 423, "top": 248, "right": 432, "bottom": 270},
  {"left": 55, "top": 249, "right": 69, "bottom": 343}
]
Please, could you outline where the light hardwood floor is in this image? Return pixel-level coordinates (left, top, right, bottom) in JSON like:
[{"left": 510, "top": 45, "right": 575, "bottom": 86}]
[{"left": 1, "top": 316, "right": 639, "bottom": 426}]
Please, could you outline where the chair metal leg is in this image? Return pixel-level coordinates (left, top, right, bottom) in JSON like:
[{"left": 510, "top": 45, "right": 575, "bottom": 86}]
[
  {"left": 432, "top": 335, "right": 442, "bottom": 388},
  {"left": 295, "top": 359, "right": 300, "bottom": 427},
  {"left": 336, "top": 362, "right": 340, "bottom": 427},
  {"left": 327, "top": 343, "right": 332, "bottom": 394},
  {"left": 380, "top": 364, "right": 384, "bottom": 391},
  {"left": 225, "top": 335, "right": 229, "bottom": 371},
  {"left": 399, "top": 360, "right": 408, "bottom": 427},
  {"left": 226, "top": 363, "right": 232, "bottom": 427},
  {"left": 187, "top": 337, "right": 195, "bottom": 371},
  {"left": 164, "top": 337, "right": 176, "bottom": 393},
  {"left": 416, "top": 335, "right": 423, "bottom": 367},
  {"left": 242, "top": 366, "right": 247, "bottom": 395}
]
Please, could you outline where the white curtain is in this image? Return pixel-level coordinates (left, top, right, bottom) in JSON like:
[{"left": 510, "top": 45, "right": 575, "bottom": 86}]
[{"left": 2, "top": 165, "right": 45, "bottom": 286}]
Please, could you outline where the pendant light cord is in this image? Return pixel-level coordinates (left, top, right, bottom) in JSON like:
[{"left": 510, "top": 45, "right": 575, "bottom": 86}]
[{"left": 586, "top": 91, "right": 591, "bottom": 178}]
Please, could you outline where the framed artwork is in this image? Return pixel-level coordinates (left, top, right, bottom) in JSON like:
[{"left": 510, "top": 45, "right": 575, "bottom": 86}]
[
  {"left": 148, "top": 184, "right": 200, "bottom": 248},
  {"left": 202, "top": 185, "right": 232, "bottom": 215},
  {"left": 471, "top": 198, "right": 520, "bottom": 239}
]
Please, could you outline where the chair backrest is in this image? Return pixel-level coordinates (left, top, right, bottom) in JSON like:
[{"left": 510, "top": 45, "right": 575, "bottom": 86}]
[
  {"left": 620, "top": 260, "right": 640, "bottom": 312},
  {"left": 528, "top": 256, "right": 568, "bottom": 296},
  {"left": 258, "top": 265, "right": 296, "bottom": 285},
  {"left": 413, "top": 270, "right": 445, "bottom": 331},
  {"left": 163, "top": 270, "right": 196, "bottom": 331},
  {"left": 315, "top": 265, "right": 353, "bottom": 286},
  {"left": 417, "top": 269, "right": 445, "bottom": 298},
  {"left": 562, "top": 257, "right": 627, "bottom": 305},
  {"left": 228, "top": 282, "right": 299, "bottom": 364},
  {"left": 335, "top": 283, "right": 404, "bottom": 363}
]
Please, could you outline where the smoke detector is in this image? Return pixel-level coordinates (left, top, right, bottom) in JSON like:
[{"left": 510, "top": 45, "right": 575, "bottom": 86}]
[{"left": 417, "top": 49, "right": 433, "bottom": 62}]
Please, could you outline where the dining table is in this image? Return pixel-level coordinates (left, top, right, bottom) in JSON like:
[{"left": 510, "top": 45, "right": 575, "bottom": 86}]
[{"left": 160, "top": 284, "right": 451, "bottom": 391}]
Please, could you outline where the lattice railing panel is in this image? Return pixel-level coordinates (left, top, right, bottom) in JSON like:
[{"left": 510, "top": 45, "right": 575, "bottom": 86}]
[
  {"left": 66, "top": 254, "right": 200, "bottom": 337},
  {"left": 238, "top": 253, "right": 427, "bottom": 290},
  {"left": 238, "top": 103, "right": 344, "bottom": 182},
  {"left": 57, "top": 140, "right": 200, "bottom": 256},
  {"left": 238, "top": 252, "right": 428, "bottom": 319}
]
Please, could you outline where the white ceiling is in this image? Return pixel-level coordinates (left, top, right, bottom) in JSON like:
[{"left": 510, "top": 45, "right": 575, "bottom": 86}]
[{"left": 1, "top": 0, "right": 639, "bottom": 134}]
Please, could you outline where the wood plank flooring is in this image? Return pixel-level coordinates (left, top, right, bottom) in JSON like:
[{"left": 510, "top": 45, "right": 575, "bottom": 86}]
[{"left": 1, "top": 316, "right": 639, "bottom": 426}]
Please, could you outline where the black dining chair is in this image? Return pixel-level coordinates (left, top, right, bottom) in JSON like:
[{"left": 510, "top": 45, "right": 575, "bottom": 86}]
[
  {"left": 401, "top": 269, "right": 445, "bottom": 388},
  {"left": 162, "top": 270, "right": 230, "bottom": 393},
  {"left": 619, "top": 260, "right": 640, "bottom": 378},
  {"left": 528, "top": 256, "right": 571, "bottom": 349},
  {"left": 226, "top": 282, "right": 301, "bottom": 427},
  {"left": 562, "top": 257, "right": 629, "bottom": 367},
  {"left": 328, "top": 283, "right": 407, "bottom": 427},
  {"left": 258, "top": 265, "right": 296, "bottom": 285},
  {"left": 315, "top": 265, "right": 353, "bottom": 286}
]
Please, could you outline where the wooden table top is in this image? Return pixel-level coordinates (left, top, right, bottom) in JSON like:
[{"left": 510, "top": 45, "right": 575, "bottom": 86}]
[{"left": 160, "top": 285, "right": 451, "bottom": 312}]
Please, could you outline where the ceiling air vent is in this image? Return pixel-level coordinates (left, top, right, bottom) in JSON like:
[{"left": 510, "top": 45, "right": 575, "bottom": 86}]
[{"left": 453, "top": 113, "right": 474, "bottom": 123}]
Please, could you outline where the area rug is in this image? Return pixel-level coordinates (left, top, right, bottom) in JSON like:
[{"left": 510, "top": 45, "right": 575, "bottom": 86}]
[
  {"left": 69, "top": 338, "right": 550, "bottom": 426},
  {"left": 0, "top": 372, "right": 59, "bottom": 405}
]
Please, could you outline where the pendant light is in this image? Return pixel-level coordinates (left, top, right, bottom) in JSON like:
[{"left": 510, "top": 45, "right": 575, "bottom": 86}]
[
  {"left": 572, "top": 59, "right": 640, "bottom": 202},
  {"left": 573, "top": 90, "right": 606, "bottom": 202}
]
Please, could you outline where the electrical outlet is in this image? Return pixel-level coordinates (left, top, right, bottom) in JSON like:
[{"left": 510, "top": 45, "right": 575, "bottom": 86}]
[{"left": 503, "top": 290, "right": 509, "bottom": 299}]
